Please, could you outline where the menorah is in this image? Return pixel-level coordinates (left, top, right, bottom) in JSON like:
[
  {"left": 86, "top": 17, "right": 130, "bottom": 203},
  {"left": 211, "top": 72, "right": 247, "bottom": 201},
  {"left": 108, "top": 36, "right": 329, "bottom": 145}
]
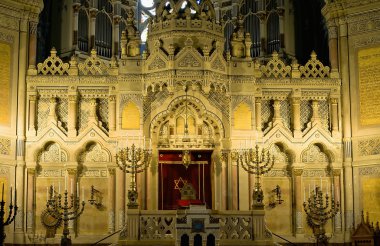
[
  {"left": 116, "top": 141, "right": 152, "bottom": 208},
  {"left": 303, "top": 186, "right": 339, "bottom": 246},
  {"left": 46, "top": 184, "right": 85, "bottom": 246},
  {"left": 0, "top": 183, "right": 17, "bottom": 246},
  {"left": 234, "top": 144, "right": 275, "bottom": 209}
]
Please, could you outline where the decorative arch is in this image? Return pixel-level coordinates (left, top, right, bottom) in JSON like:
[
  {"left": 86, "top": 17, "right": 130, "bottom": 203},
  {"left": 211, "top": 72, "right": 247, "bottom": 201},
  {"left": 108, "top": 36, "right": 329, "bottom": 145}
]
[
  {"left": 37, "top": 141, "right": 68, "bottom": 163},
  {"left": 77, "top": 141, "right": 111, "bottom": 163},
  {"left": 268, "top": 141, "right": 295, "bottom": 165},
  {"left": 95, "top": 10, "right": 113, "bottom": 58},
  {"left": 150, "top": 95, "right": 225, "bottom": 138},
  {"left": 301, "top": 142, "right": 334, "bottom": 164}
]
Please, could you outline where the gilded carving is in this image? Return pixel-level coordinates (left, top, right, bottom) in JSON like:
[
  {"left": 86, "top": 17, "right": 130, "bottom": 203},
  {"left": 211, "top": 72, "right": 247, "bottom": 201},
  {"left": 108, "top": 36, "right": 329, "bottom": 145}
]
[
  {"left": 78, "top": 49, "right": 109, "bottom": 75},
  {"left": 299, "top": 51, "right": 330, "bottom": 78},
  {"left": 301, "top": 145, "right": 329, "bottom": 163},
  {"left": 177, "top": 53, "right": 201, "bottom": 67},
  {"left": 260, "top": 51, "right": 291, "bottom": 78},
  {"left": 359, "top": 137, "right": 380, "bottom": 156},
  {"left": 148, "top": 56, "right": 166, "bottom": 70},
  {"left": 37, "top": 48, "right": 69, "bottom": 75}
]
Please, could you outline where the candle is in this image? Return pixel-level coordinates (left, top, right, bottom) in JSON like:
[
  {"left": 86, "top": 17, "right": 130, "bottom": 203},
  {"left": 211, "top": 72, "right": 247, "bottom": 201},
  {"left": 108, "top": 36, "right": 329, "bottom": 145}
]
[
  {"left": 82, "top": 187, "right": 84, "bottom": 202},
  {"left": 15, "top": 187, "right": 17, "bottom": 206},
  {"left": 65, "top": 172, "right": 67, "bottom": 191},
  {"left": 10, "top": 185, "right": 12, "bottom": 205},
  {"left": 46, "top": 187, "right": 48, "bottom": 202},
  {"left": 77, "top": 182, "right": 79, "bottom": 196},
  {"left": 304, "top": 187, "right": 306, "bottom": 202},
  {"left": 320, "top": 177, "right": 322, "bottom": 190},
  {"left": 71, "top": 179, "right": 73, "bottom": 194},
  {"left": 150, "top": 139, "right": 152, "bottom": 149},
  {"left": 1, "top": 183, "right": 4, "bottom": 202},
  {"left": 59, "top": 181, "right": 61, "bottom": 194}
]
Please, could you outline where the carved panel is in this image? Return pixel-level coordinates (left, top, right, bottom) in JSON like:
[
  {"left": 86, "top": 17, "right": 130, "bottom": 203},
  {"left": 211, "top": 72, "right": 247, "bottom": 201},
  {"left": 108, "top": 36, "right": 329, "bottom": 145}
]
[
  {"left": 79, "top": 144, "right": 110, "bottom": 162},
  {"left": 300, "top": 100, "right": 312, "bottom": 131},
  {"left": 148, "top": 56, "right": 166, "bottom": 70},
  {"left": 98, "top": 98, "right": 109, "bottom": 131},
  {"left": 359, "top": 166, "right": 380, "bottom": 176},
  {"left": 0, "top": 137, "right": 11, "bottom": 155},
  {"left": 57, "top": 97, "right": 68, "bottom": 131},
  {"left": 301, "top": 145, "right": 329, "bottom": 164},
  {"left": 299, "top": 52, "right": 330, "bottom": 78},
  {"left": 319, "top": 100, "right": 330, "bottom": 131},
  {"left": 302, "top": 169, "right": 326, "bottom": 177},
  {"left": 37, "top": 48, "right": 69, "bottom": 75},
  {"left": 211, "top": 56, "right": 226, "bottom": 71},
  {"left": 38, "top": 143, "right": 68, "bottom": 162},
  {"left": 37, "top": 97, "right": 50, "bottom": 132},
  {"left": 280, "top": 100, "right": 291, "bottom": 130},
  {"left": 208, "top": 90, "right": 230, "bottom": 121},
  {"left": 260, "top": 52, "right": 291, "bottom": 78},
  {"left": 78, "top": 49, "right": 109, "bottom": 75},
  {"left": 220, "top": 216, "right": 252, "bottom": 239},
  {"left": 261, "top": 100, "right": 273, "bottom": 130},
  {"left": 81, "top": 169, "right": 108, "bottom": 177},
  {"left": 177, "top": 53, "right": 201, "bottom": 67},
  {"left": 269, "top": 144, "right": 289, "bottom": 164},
  {"left": 263, "top": 170, "right": 288, "bottom": 177},
  {"left": 359, "top": 137, "right": 380, "bottom": 156},
  {"left": 78, "top": 98, "right": 90, "bottom": 132}
]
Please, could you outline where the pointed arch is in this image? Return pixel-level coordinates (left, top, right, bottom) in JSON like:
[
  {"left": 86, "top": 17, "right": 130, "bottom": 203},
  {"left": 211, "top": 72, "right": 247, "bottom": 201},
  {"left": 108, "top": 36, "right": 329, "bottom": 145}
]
[{"left": 37, "top": 141, "right": 68, "bottom": 163}]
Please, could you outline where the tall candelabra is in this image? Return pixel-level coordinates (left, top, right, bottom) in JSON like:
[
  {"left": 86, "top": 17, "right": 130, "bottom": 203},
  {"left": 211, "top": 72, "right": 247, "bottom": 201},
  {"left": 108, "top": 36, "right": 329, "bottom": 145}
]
[
  {"left": 303, "top": 186, "right": 339, "bottom": 246},
  {"left": 46, "top": 185, "right": 85, "bottom": 246},
  {"left": 234, "top": 144, "right": 275, "bottom": 209},
  {"left": 0, "top": 183, "right": 17, "bottom": 246},
  {"left": 116, "top": 142, "right": 152, "bottom": 208}
]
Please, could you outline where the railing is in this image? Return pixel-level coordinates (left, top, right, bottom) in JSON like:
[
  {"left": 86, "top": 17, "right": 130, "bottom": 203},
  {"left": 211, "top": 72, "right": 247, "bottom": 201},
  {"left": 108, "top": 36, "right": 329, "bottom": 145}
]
[{"left": 122, "top": 208, "right": 272, "bottom": 245}]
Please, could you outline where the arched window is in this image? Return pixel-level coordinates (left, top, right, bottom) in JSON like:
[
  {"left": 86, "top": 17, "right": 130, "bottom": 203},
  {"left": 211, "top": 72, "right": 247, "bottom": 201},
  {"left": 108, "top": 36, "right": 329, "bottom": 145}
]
[{"left": 95, "top": 11, "right": 112, "bottom": 57}]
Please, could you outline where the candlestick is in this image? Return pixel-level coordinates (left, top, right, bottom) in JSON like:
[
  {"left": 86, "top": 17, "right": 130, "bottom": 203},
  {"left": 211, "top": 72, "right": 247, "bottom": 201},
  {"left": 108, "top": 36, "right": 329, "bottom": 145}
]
[
  {"left": 46, "top": 187, "right": 48, "bottom": 202},
  {"left": 59, "top": 181, "right": 61, "bottom": 194},
  {"left": 15, "top": 187, "right": 16, "bottom": 206},
  {"left": 82, "top": 187, "right": 84, "bottom": 202},
  {"left": 1, "top": 183, "right": 4, "bottom": 202},
  {"left": 77, "top": 182, "right": 79, "bottom": 197},
  {"left": 71, "top": 179, "right": 73, "bottom": 194},
  {"left": 10, "top": 185, "right": 12, "bottom": 205}
]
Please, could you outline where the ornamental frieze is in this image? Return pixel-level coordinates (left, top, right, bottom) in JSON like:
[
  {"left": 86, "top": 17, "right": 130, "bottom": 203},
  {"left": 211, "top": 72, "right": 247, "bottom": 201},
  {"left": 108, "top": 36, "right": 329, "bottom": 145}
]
[
  {"left": 78, "top": 88, "right": 109, "bottom": 98},
  {"left": 37, "top": 89, "right": 68, "bottom": 98},
  {"left": 301, "top": 90, "right": 330, "bottom": 100},
  {"left": 0, "top": 31, "right": 14, "bottom": 43},
  {"left": 262, "top": 91, "right": 290, "bottom": 100},
  {"left": 359, "top": 166, "right": 380, "bottom": 176},
  {"left": 351, "top": 35, "right": 380, "bottom": 48},
  {"left": 302, "top": 169, "right": 328, "bottom": 177},
  {"left": 358, "top": 137, "right": 380, "bottom": 156}
]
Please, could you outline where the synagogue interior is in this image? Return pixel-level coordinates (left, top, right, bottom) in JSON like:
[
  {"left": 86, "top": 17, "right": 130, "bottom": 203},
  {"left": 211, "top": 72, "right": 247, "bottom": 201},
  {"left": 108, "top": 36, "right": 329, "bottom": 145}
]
[{"left": 0, "top": 0, "right": 379, "bottom": 245}]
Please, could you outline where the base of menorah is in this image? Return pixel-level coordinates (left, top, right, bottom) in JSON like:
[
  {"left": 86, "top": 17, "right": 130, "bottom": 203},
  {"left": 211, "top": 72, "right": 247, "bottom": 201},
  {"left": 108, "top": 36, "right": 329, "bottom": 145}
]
[
  {"left": 61, "top": 237, "right": 72, "bottom": 246},
  {"left": 252, "top": 203, "right": 265, "bottom": 210}
]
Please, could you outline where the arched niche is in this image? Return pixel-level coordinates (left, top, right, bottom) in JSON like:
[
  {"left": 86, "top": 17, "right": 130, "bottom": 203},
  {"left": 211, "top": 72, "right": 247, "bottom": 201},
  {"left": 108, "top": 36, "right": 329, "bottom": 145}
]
[
  {"left": 301, "top": 143, "right": 333, "bottom": 165},
  {"left": 77, "top": 142, "right": 111, "bottom": 164},
  {"left": 37, "top": 141, "right": 68, "bottom": 163}
]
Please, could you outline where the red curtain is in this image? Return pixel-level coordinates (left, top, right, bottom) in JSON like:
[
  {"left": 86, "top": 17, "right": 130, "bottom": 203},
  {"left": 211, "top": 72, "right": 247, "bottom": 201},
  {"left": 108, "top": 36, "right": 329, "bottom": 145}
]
[{"left": 158, "top": 150, "right": 212, "bottom": 210}]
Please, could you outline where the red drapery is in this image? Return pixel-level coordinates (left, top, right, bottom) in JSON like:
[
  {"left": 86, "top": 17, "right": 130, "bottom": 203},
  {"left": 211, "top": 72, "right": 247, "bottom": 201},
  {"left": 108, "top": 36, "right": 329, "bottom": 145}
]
[{"left": 158, "top": 150, "right": 212, "bottom": 210}]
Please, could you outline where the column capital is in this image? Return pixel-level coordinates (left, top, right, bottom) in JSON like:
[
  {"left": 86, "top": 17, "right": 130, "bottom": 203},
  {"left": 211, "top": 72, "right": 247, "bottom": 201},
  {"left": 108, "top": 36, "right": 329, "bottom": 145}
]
[
  {"left": 29, "top": 94, "right": 37, "bottom": 101},
  {"left": 67, "top": 168, "right": 78, "bottom": 176},
  {"left": 293, "top": 169, "right": 303, "bottom": 176},
  {"left": 27, "top": 168, "right": 36, "bottom": 175},
  {"left": 333, "top": 169, "right": 341, "bottom": 176},
  {"left": 108, "top": 168, "right": 116, "bottom": 175}
]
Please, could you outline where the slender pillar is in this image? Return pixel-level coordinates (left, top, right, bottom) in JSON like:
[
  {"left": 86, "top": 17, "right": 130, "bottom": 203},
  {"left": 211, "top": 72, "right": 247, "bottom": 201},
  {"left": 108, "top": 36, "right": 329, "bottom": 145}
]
[
  {"left": 88, "top": 98, "right": 98, "bottom": 125},
  {"left": 311, "top": 100, "right": 320, "bottom": 126},
  {"left": 272, "top": 99, "right": 282, "bottom": 126},
  {"left": 28, "top": 95, "right": 37, "bottom": 134},
  {"left": 16, "top": 20, "right": 28, "bottom": 240},
  {"left": 255, "top": 97, "right": 262, "bottom": 135},
  {"left": 338, "top": 17, "right": 354, "bottom": 240},
  {"left": 28, "top": 22, "right": 38, "bottom": 70},
  {"left": 48, "top": 97, "right": 58, "bottom": 124},
  {"left": 331, "top": 97, "right": 339, "bottom": 137},
  {"left": 26, "top": 168, "right": 35, "bottom": 233},
  {"left": 68, "top": 94, "right": 78, "bottom": 137},
  {"left": 327, "top": 20, "right": 339, "bottom": 76},
  {"left": 292, "top": 97, "right": 302, "bottom": 138},
  {"left": 108, "top": 168, "right": 116, "bottom": 233},
  {"left": 333, "top": 169, "right": 342, "bottom": 233},
  {"left": 116, "top": 169, "right": 125, "bottom": 229},
  {"left": 293, "top": 169, "right": 304, "bottom": 235},
  {"left": 109, "top": 95, "right": 116, "bottom": 133}
]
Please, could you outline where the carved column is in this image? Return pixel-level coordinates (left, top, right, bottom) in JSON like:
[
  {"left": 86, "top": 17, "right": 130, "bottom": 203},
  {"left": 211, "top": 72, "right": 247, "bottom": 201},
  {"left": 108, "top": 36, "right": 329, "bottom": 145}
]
[
  {"left": 15, "top": 163, "right": 25, "bottom": 233},
  {"left": 88, "top": 98, "right": 98, "bottom": 124},
  {"left": 333, "top": 169, "right": 342, "bottom": 233},
  {"left": 338, "top": 17, "right": 353, "bottom": 239},
  {"left": 272, "top": 99, "right": 282, "bottom": 126},
  {"left": 292, "top": 97, "right": 301, "bottom": 138},
  {"left": 108, "top": 168, "right": 116, "bottom": 233},
  {"left": 28, "top": 95, "right": 37, "bottom": 134},
  {"left": 116, "top": 168, "right": 125, "bottom": 229},
  {"left": 331, "top": 97, "right": 339, "bottom": 136},
  {"left": 327, "top": 20, "right": 339, "bottom": 75},
  {"left": 109, "top": 95, "right": 116, "bottom": 133},
  {"left": 48, "top": 97, "right": 57, "bottom": 124},
  {"left": 255, "top": 97, "right": 262, "bottom": 136},
  {"left": 68, "top": 94, "right": 78, "bottom": 137},
  {"left": 293, "top": 169, "right": 304, "bottom": 234},
  {"left": 26, "top": 168, "right": 35, "bottom": 233},
  {"left": 311, "top": 100, "right": 320, "bottom": 126},
  {"left": 28, "top": 21, "right": 38, "bottom": 70}
]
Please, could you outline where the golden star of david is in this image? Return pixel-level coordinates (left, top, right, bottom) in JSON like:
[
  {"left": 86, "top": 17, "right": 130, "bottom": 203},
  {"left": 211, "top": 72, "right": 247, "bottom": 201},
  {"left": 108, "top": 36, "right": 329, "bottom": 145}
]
[{"left": 174, "top": 177, "right": 188, "bottom": 190}]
